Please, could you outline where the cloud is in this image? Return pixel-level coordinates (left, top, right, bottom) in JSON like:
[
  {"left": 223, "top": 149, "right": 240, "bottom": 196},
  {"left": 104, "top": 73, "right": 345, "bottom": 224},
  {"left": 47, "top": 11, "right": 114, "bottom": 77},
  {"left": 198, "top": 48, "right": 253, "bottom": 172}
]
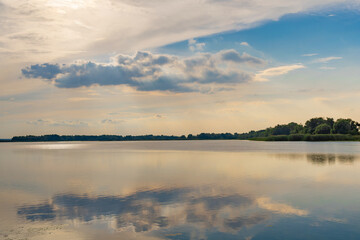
[
  {"left": 101, "top": 119, "right": 125, "bottom": 124},
  {"left": 154, "top": 114, "right": 165, "bottom": 119},
  {"left": 22, "top": 63, "right": 62, "bottom": 79},
  {"left": 240, "top": 42, "right": 250, "bottom": 47},
  {"left": 255, "top": 64, "right": 305, "bottom": 82},
  {"left": 188, "top": 39, "right": 206, "bottom": 52},
  {"left": 302, "top": 53, "right": 318, "bottom": 57},
  {"left": 220, "top": 49, "right": 265, "bottom": 65},
  {"left": 67, "top": 97, "right": 97, "bottom": 102},
  {"left": 313, "top": 56, "right": 343, "bottom": 63},
  {"left": 27, "top": 119, "right": 88, "bottom": 127},
  {"left": 1, "top": 0, "right": 357, "bottom": 62},
  {"left": 22, "top": 49, "right": 263, "bottom": 93}
]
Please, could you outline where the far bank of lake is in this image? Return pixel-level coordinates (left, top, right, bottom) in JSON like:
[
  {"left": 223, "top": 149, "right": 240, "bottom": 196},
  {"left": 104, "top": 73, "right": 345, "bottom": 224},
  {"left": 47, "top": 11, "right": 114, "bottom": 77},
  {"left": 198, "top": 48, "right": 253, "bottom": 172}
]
[{"left": 6, "top": 133, "right": 360, "bottom": 142}]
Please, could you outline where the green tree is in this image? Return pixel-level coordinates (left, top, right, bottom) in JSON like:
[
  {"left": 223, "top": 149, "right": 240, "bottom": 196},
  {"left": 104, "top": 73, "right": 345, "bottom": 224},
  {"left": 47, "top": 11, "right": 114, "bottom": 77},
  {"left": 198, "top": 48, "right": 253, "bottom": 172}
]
[
  {"left": 350, "top": 120, "right": 360, "bottom": 135},
  {"left": 288, "top": 122, "right": 304, "bottom": 134},
  {"left": 326, "top": 118, "right": 335, "bottom": 129},
  {"left": 315, "top": 123, "right": 331, "bottom": 134},
  {"left": 333, "top": 118, "right": 360, "bottom": 135},
  {"left": 304, "top": 117, "right": 327, "bottom": 134},
  {"left": 272, "top": 124, "right": 291, "bottom": 135}
]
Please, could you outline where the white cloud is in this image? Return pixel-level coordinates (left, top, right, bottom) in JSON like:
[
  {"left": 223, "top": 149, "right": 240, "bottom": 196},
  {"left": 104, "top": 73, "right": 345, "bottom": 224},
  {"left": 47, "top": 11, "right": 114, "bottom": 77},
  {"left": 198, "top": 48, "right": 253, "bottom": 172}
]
[
  {"left": 188, "top": 39, "right": 206, "bottom": 52},
  {"left": 313, "top": 56, "right": 343, "bottom": 63},
  {"left": 302, "top": 53, "right": 318, "bottom": 57},
  {"left": 254, "top": 64, "right": 305, "bottom": 82},
  {"left": 240, "top": 42, "right": 250, "bottom": 47}
]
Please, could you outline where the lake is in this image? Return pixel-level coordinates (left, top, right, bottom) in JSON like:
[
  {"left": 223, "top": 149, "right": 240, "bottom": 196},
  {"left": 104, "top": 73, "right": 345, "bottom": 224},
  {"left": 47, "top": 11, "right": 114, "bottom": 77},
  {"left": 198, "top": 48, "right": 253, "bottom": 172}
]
[{"left": 1, "top": 140, "right": 360, "bottom": 240}]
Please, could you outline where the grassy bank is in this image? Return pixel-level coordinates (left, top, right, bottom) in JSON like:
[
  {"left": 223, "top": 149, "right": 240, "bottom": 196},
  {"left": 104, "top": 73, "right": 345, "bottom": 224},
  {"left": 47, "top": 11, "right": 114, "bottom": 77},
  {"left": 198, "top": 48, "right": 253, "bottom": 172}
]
[{"left": 250, "top": 134, "right": 360, "bottom": 141}]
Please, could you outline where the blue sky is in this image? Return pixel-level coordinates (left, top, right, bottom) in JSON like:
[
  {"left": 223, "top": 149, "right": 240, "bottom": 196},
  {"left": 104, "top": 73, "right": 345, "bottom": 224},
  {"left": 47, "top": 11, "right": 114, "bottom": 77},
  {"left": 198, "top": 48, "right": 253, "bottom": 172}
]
[
  {"left": 1, "top": 0, "right": 360, "bottom": 138},
  {"left": 161, "top": 9, "right": 360, "bottom": 63}
]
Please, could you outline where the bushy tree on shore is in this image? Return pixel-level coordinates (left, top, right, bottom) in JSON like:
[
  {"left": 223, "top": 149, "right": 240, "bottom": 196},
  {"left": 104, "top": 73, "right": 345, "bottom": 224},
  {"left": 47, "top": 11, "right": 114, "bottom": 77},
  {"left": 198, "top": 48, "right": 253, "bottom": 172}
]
[
  {"left": 237, "top": 117, "right": 359, "bottom": 140},
  {"left": 333, "top": 118, "right": 360, "bottom": 135},
  {"left": 304, "top": 117, "right": 334, "bottom": 134},
  {"left": 314, "top": 123, "right": 331, "bottom": 134}
]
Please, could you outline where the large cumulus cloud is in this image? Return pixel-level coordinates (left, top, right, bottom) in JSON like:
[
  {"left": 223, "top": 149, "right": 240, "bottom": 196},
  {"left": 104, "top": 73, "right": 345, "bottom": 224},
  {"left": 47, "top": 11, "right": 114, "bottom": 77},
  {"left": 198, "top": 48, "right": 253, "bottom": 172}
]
[{"left": 21, "top": 49, "right": 265, "bottom": 93}]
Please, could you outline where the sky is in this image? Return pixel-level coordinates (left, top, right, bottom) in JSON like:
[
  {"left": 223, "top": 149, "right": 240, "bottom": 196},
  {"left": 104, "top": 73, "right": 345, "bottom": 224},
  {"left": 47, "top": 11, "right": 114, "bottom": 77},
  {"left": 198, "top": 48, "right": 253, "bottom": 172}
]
[{"left": 1, "top": 0, "right": 360, "bottom": 138}]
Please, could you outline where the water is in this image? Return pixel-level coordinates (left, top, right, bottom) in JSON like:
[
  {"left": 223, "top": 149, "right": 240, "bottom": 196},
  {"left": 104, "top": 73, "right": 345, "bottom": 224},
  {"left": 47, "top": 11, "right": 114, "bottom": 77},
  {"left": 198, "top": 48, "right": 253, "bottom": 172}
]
[{"left": 1, "top": 140, "right": 360, "bottom": 240}]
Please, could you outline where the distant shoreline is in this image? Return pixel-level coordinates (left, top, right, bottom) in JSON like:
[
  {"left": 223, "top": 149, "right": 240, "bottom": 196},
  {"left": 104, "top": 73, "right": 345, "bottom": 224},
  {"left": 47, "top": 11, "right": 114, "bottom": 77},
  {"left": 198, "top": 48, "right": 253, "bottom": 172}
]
[
  {"left": 5, "top": 117, "right": 360, "bottom": 143},
  {"left": 3, "top": 133, "right": 360, "bottom": 142}
]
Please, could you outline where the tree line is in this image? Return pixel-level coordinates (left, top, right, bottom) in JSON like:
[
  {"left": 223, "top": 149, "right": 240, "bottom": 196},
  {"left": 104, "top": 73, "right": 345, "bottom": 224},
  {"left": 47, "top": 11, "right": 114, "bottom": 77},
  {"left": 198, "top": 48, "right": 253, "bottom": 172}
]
[
  {"left": 10, "top": 117, "right": 360, "bottom": 142},
  {"left": 240, "top": 117, "right": 359, "bottom": 139},
  {"left": 11, "top": 133, "right": 242, "bottom": 142}
]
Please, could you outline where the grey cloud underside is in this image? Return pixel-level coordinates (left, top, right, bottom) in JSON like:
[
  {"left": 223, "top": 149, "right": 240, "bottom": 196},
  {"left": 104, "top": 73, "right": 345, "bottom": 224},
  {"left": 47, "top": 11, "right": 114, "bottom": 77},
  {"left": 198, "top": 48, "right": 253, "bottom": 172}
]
[
  {"left": 27, "top": 119, "right": 88, "bottom": 127},
  {"left": 22, "top": 63, "right": 62, "bottom": 79},
  {"left": 22, "top": 50, "right": 261, "bottom": 93}
]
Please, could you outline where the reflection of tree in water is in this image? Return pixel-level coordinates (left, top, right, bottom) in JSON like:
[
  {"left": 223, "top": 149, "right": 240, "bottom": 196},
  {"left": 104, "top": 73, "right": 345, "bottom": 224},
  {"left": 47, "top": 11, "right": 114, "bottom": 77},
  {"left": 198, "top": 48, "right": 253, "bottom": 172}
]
[
  {"left": 337, "top": 155, "right": 356, "bottom": 164},
  {"left": 307, "top": 154, "right": 357, "bottom": 165},
  {"left": 17, "top": 187, "right": 270, "bottom": 236},
  {"left": 307, "top": 154, "right": 336, "bottom": 165}
]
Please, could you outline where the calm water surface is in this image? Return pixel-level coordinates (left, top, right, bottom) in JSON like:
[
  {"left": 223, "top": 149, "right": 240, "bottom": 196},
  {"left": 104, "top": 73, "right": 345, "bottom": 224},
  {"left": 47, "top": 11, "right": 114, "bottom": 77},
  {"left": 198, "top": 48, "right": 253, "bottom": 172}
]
[{"left": 1, "top": 140, "right": 360, "bottom": 240}]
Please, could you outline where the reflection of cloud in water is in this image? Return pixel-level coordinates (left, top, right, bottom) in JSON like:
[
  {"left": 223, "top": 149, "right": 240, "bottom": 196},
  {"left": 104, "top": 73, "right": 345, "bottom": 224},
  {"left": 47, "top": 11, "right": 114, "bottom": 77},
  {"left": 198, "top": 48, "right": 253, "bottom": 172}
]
[
  {"left": 256, "top": 197, "right": 308, "bottom": 216},
  {"left": 224, "top": 214, "right": 269, "bottom": 231},
  {"left": 17, "top": 203, "right": 56, "bottom": 221},
  {"left": 17, "top": 187, "right": 308, "bottom": 236}
]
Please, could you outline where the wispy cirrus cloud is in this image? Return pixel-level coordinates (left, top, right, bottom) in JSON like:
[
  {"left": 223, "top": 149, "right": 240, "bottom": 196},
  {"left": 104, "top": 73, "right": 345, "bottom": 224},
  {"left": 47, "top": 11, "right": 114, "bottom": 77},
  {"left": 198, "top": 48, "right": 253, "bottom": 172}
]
[
  {"left": 101, "top": 119, "right": 125, "bottom": 124},
  {"left": 27, "top": 119, "right": 88, "bottom": 127},
  {"left": 302, "top": 53, "right": 318, "bottom": 57},
  {"left": 313, "top": 56, "right": 343, "bottom": 63},
  {"left": 254, "top": 64, "right": 305, "bottom": 82}
]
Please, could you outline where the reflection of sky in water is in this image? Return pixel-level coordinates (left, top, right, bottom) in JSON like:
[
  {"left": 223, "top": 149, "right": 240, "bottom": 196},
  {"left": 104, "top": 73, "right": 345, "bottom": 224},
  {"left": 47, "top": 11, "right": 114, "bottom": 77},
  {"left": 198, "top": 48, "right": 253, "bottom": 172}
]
[
  {"left": 1, "top": 141, "right": 360, "bottom": 239},
  {"left": 26, "top": 143, "right": 89, "bottom": 150},
  {"left": 16, "top": 187, "right": 309, "bottom": 239}
]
